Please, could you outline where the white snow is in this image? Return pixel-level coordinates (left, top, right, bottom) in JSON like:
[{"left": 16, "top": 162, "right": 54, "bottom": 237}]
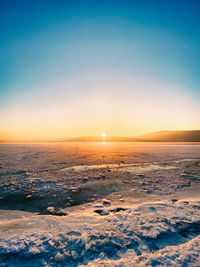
[{"left": 0, "top": 198, "right": 199, "bottom": 266}]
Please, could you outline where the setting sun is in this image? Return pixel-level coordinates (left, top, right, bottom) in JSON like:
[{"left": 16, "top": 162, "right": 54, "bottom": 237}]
[{"left": 102, "top": 132, "right": 106, "bottom": 137}]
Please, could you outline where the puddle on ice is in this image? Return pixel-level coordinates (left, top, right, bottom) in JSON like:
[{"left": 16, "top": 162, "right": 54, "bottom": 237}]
[
  {"left": 0, "top": 179, "right": 121, "bottom": 214},
  {"left": 1, "top": 159, "right": 191, "bottom": 214},
  {"left": 59, "top": 163, "right": 176, "bottom": 174},
  {"left": 117, "top": 164, "right": 176, "bottom": 173},
  {"left": 172, "top": 159, "right": 194, "bottom": 163}
]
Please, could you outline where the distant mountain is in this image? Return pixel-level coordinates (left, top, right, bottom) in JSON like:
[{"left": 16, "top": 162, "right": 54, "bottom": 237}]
[
  {"left": 65, "top": 130, "right": 200, "bottom": 142},
  {"left": 66, "top": 136, "right": 134, "bottom": 142},
  {"left": 136, "top": 130, "right": 200, "bottom": 142},
  {"left": 1, "top": 130, "right": 200, "bottom": 143}
]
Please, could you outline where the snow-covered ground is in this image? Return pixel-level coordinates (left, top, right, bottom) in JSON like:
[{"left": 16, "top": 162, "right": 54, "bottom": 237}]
[{"left": 0, "top": 142, "right": 199, "bottom": 266}]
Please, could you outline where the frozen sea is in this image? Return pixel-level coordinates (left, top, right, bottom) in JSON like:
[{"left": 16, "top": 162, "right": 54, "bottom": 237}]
[{"left": 0, "top": 142, "right": 200, "bottom": 266}]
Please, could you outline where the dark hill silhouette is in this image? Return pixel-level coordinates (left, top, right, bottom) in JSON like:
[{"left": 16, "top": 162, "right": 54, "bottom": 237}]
[
  {"left": 66, "top": 130, "right": 200, "bottom": 142},
  {"left": 137, "top": 130, "right": 200, "bottom": 142},
  {"left": 1, "top": 130, "right": 200, "bottom": 143}
]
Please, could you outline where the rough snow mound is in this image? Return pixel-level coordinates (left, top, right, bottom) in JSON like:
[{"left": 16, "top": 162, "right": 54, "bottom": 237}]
[{"left": 0, "top": 199, "right": 199, "bottom": 266}]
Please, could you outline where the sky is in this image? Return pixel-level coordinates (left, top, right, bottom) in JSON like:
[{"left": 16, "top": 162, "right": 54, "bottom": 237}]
[{"left": 0, "top": 0, "right": 200, "bottom": 141}]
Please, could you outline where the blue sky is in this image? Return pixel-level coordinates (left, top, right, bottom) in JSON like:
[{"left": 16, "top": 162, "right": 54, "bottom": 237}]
[{"left": 0, "top": 0, "right": 200, "bottom": 139}]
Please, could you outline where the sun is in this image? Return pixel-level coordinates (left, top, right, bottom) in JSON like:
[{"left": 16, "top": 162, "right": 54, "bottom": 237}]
[{"left": 102, "top": 132, "right": 106, "bottom": 137}]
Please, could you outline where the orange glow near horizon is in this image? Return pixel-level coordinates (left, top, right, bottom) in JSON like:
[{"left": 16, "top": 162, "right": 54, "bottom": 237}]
[{"left": 0, "top": 77, "right": 199, "bottom": 142}]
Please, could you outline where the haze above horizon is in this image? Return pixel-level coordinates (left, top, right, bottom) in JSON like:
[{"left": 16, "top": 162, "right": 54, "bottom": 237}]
[{"left": 0, "top": 0, "right": 200, "bottom": 141}]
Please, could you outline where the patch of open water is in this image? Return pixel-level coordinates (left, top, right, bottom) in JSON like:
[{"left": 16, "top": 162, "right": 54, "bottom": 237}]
[{"left": 58, "top": 162, "right": 177, "bottom": 174}]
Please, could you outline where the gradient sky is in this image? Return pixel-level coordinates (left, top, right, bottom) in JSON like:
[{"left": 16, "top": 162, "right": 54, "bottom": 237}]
[{"left": 0, "top": 0, "right": 200, "bottom": 140}]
